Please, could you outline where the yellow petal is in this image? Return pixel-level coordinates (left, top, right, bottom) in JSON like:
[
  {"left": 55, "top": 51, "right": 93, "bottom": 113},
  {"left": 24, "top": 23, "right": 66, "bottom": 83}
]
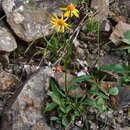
[
  {"left": 60, "top": 8, "right": 67, "bottom": 11},
  {"left": 51, "top": 24, "right": 56, "bottom": 29},
  {"left": 75, "top": 9, "right": 79, "bottom": 12},
  {"left": 64, "top": 16, "right": 69, "bottom": 22},
  {"left": 50, "top": 20, "right": 56, "bottom": 24},
  {"left": 64, "top": 11, "right": 70, "bottom": 17},
  {"left": 64, "top": 23, "right": 71, "bottom": 29},
  {"left": 58, "top": 26, "right": 61, "bottom": 32},
  {"left": 53, "top": 14, "right": 59, "bottom": 20},
  {"left": 51, "top": 18, "right": 57, "bottom": 21},
  {"left": 61, "top": 25, "right": 64, "bottom": 32},
  {"left": 61, "top": 15, "right": 64, "bottom": 20},
  {"left": 72, "top": 11, "right": 79, "bottom": 17}
]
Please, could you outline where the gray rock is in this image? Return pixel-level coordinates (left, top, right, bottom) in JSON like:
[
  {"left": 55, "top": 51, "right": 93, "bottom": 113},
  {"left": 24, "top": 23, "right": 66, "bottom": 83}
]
[
  {"left": 118, "top": 0, "right": 130, "bottom": 18},
  {"left": 91, "top": 0, "right": 109, "bottom": 21},
  {"left": 0, "top": 70, "right": 19, "bottom": 115},
  {"left": 0, "top": 70, "right": 18, "bottom": 95},
  {"left": 0, "top": 21, "right": 17, "bottom": 66},
  {"left": 0, "top": 67, "right": 54, "bottom": 130},
  {"left": 97, "top": 55, "right": 122, "bottom": 67},
  {"left": 0, "top": 21, "right": 17, "bottom": 52},
  {"left": 117, "top": 86, "right": 130, "bottom": 108},
  {"left": 71, "top": 126, "right": 83, "bottom": 130},
  {"left": 111, "top": 0, "right": 130, "bottom": 20},
  {"left": 0, "top": 52, "right": 10, "bottom": 67},
  {"left": 2, "top": 0, "right": 74, "bottom": 42}
]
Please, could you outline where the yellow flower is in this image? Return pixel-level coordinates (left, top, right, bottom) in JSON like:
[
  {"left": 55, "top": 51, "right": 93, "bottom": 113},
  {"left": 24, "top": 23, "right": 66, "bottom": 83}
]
[
  {"left": 50, "top": 14, "right": 71, "bottom": 32},
  {"left": 60, "top": 3, "right": 79, "bottom": 18}
]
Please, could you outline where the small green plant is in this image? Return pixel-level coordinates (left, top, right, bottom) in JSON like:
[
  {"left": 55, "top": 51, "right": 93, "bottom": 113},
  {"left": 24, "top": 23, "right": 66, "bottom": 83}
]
[
  {"left": 83, "top": 16, "right": 99, "bottom": 33},
  {"left": 44, "top": 75, "right": 118, "bottom": 128},
  {"left": 100, "top": 64, "right": 130, "bottom": 85}
]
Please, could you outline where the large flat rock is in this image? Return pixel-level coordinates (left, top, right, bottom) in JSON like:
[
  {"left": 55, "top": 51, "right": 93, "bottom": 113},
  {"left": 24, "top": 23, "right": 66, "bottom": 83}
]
[
  {"left": 2, "top": 0, "right": 74, "bottom": 42},
  {"left": 0, "top": 67, "right": 54, "bottom": 130}
]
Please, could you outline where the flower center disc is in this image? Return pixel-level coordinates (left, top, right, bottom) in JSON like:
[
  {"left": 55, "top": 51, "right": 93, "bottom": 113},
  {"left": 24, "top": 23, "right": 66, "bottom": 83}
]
[
  {"left": 67, "top": 5, "right": 75, "bottom": 11},
  {"left": 57, "top": 19, "right": 64, "bottom": 25}
]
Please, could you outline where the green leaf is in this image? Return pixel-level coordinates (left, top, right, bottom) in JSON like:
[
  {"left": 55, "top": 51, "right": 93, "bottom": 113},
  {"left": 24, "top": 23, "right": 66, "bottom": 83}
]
[
  {"left": 97, "top": 98, "right": 105, "bottom": 105},
  {"left": 79, "top": 106, "right": 85, "bottom": 111},
  {"left": 122, "top": 38, "right": 130, "bottom": 44},
  {"left": 109, "top": 87, "right": 119, "bottom": 96},
  {"left": 50, "top": 116, "right": 59, "bottom": 121},
  {"left": 89, "top": 84, "right": 97, "bottom": 91},
  {"left": 66, "top": 106, "right": 72, "bottom": 113},
  {"left": 124, "top": 76, "right": 130, "bottom": 82},
  {"left": 74, "top": 111, "right": 80, "bottom": 116},
  {"left": 72, "top": 75, "right": 91, "bottom": 83},
  {"left": 50, "top": 79, "right": 65, "bottom": 97},
  {"left": 122, "top": 30, "right": 130, "bottom": 44},
  {"left": 68, "top": 85, "right": 78, "bottom": 91},
  {"left": 82, "top": 99, "right": 96, "bottom": 107},
  {"left": 96, "top": 105, "right": 107, "bottom": 112},
  {"left": 119, "top": 76, "right": 130, "bottom": 84},
  {"left": 71, "top": 114, "right": 76, "bottom": 121},
  {"left": 48, "top": 91, "right": 62, "bottom": 105},
  {"left": 44, "top": 102, "right": 57, "bottom": 112},
  {"left": 88, "top": 90, "right": 109, "bottom": 99},
  {"left": 128, "top": 48, "right": 130, "bottom": 53},
  {"left": 62, "top": 116, "right": 70, "bottom": 126},
  {"left": 59, "top": 105, "right": 67, "bottom": 113},
  {"left": 100, "top": 64, "right": 130, "bottom": 73},
  {"left": 68, "top": 75, "right": 91, "bottom": 91}
]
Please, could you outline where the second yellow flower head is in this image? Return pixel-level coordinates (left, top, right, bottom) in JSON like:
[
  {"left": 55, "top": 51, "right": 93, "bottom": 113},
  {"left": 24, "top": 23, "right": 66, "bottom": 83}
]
[{"left": 60, "top": 3, "right": 79, "bottom": 18}]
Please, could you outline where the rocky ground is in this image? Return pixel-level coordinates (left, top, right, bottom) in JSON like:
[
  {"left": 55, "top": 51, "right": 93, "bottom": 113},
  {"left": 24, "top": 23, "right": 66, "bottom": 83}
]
[{"left": 0, "top": 0, "right": 130, "bottom": 130}]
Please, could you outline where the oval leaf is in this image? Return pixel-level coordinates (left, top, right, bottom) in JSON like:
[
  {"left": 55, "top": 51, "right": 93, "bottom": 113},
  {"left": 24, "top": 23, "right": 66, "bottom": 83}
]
[
  {"left": 109, "top": 87, "right": 119, "bottom": 96},
  {"left": 44, "top": 102, "right": 57, "bottom": 112},
  {"left": 97, "top": 98, "right": 105, "bottom": 105}
]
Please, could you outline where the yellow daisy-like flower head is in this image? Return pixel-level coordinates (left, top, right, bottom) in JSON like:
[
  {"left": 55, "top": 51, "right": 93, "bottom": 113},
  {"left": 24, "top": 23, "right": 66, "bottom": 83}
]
[
  {"left": 60, "top": 3, "right": 79, "bottom": 18},
  {"left": 50, "top": 14, "right": 71, "bottom": 32}
]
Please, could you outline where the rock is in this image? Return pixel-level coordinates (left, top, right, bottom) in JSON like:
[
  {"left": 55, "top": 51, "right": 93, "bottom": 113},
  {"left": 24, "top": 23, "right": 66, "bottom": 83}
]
[
  {"left": 97, "top": 55, "right": 122, "bottom": 67},
  {"left": 91, "top": 0, "right": 109, "bottom": 21},
  {"left": 117, "top": 86, "right": 130, "bottom": 108},
  {"left": 100, "top": 20, "right": 111, "bottom": 32},
  {"left": 0, "top": 67, "right": 54, "bottom": 130},
  {"left": 0, "top": 21, "right": 17, "bottom": 66},
  {"left": 0, "top": 70, "right": 19, "bottom": 116},
  {"left": 110, "top": 21, "right": 130, "bottom": 45},
  {"left": 110, "top": 0, "right": 130, "bottom": 22},
  {"left": 108, "top": 11, "right": 126, "bottom": 23},
  {"left": 23, "top": 64, "right": 39, "bottom": 76},
  {"left": 54, "top": 72, "right": 85, "bottom": 98},
  {"left": 0, "top": 70, "right": 18, "bottom": 96},
  {"left": 0, "top": 21, "right": 17, "bottom": 52},
  {"left": 71, "top": 126, "right": 83, "bottom": 130},
  {"left": 118, "top": 0, "right": 130, "bottom": 19},
  {"left": 2, "top": 0, "right": 74, "bottom": 42},
  {"left": 121, "top": 127, "right": 130, "bottom": 130},
  {"left": 0, "top": 52, "right": 10, "bottom": 67}
]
